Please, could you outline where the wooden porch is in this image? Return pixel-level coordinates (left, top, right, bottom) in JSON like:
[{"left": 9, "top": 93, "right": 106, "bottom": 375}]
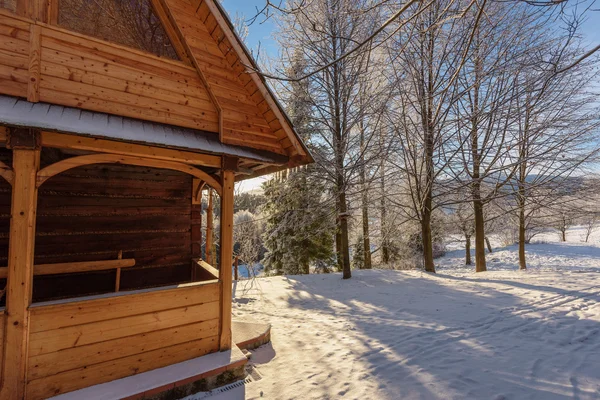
[{"left": 0, "top": 127, "right": 237, "bottom": 399}]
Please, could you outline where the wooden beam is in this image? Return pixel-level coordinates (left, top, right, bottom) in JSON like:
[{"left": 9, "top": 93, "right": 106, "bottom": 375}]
[
  {"left": 47, "top": 0, "right": 58, "bottom": 24},
  {"left": 0, "top": 126, "right": 7, "bottom": 145},
  {"left": 7, "top": 128, "right": 41, "bottom": 150},
  {"left": 0, "top": 148, "right": 40, "bottom": 400},
  {"left": 159, "top": 0, "right": 224, "bottom": 140},
  {"left": 0, "top": 160, "right": 14, "bottom": 185},
  {"left": 192, "top": 178, "right": 205, "bottom": 205},
  {"left": 193, "top": 258, "right": 219, "bottom": 279},
  {"left": 206, "top": 188, "right": 214, "bottom": 265},
  {"left": 36, "top": 153, "right": 223, "bottom": 195},
  {"left": 149, "top": 0, "right": 193, "bottom": 65},
  {"left": 0, "top": 259, "right": 136, "bottom": 279},
  {"left": 41, "top": 132, "right": 222, "bottom": 168},
  {"left": 218, "top": 169, "right": 234, "bottom": 351},
  {"left": 27, "top": 24, "right": 41, "bottom": 102},
  {"left": 202, "top": 0, "right": 306, "bottom": 156}
]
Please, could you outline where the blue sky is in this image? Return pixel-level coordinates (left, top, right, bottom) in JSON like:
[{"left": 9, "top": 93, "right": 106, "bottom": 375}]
[{"left": 220, "top": 0, "right": 278, "bottom": 56}]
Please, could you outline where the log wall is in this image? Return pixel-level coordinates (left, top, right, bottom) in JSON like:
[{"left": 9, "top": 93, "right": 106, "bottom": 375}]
[
  {"left": 0, "top": 151, "right": 195, "bottom": 303},
  {"left": 26, "top": 281, "right": 220, "bottom": 399}
]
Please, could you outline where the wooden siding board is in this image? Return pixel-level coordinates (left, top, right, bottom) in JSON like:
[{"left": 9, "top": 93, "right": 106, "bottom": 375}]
[
  {"left": 27, "top": 319, "right": 219, "bottom": 380},
  {"left": 26, "top": 281, "right": 221, "bottom": 399},
  {"left": 28, "top": 301, "right": 219, "bottom": 356},
  {"left": 29, "top": 281, "right": 220, "bottom": 332},
  {"left": 162, "top": 0, "right": 287, "bottom": 154},
  {"left": 26, "top": 335, "right": 219, "bottom": 400}
]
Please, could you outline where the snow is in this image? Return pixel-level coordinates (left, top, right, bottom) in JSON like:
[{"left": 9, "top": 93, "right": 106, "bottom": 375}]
[{"left": 191, "top": 227, "right": 600, "bottom": 399}]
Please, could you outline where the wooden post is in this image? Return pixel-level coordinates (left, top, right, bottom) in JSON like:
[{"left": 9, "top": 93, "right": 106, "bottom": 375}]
[
  {"left": 206, "top": 188, "right": 214, "bottom": 265},
  {"left": 191, "top": 179, "right": 203, "bottom": 280},
  {"left": 218, "top": 169, "right": 234, "bottom": 351},
  {"left": 115, "top": 250, "right": 123, "bottom": 292},
  {"left": 1, "top": 129, "right": 41, "bottom": 399}
]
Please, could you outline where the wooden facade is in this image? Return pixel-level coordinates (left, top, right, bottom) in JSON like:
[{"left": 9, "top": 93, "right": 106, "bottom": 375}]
[{"left": 0, "top": 0, "right": 310, "bottom": 398}]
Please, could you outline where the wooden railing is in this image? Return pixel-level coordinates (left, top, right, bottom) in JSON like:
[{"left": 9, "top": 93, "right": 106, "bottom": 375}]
[
  {"left": 193, "top": 258, "right": 219, "bottom": 279},
  {"left": 0, "top": 259, "right": 135, "bottom": 292},
  {"left": 26, "top": 280, "right": 220, "bottom": 399}
]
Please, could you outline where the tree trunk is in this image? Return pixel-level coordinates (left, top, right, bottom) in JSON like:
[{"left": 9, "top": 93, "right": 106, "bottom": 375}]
[
  {"left": 473, "top": 196, "right": 487, "bottom": 272},
  {"left": 335, "top": 225, "right": 342, "bottom": 271},
  {"left": 519, "top": 210, "right": 527, "bottom": 270},
  {"left": 360, "top": 124, "right": 372, "bottom": 269},
  {"left": 470, "top": 35, "right": 486, "bottom": 273},
  {"left": 562, "top": 228, "right": 566, "bottom": 242},
  {"left": 339, "top": 190, "right": 351, "bottom": 279},
  {"left": 421, "top": 210, "right": 435, "bottom": 272},
  {"left": 465, "top": 234, "right": 472, "bottom": 265},
  {"left": 301, "top": 258, "right": 310, "bottom": 275},
  {"left": 362, "top": 203, "right": 372, "bottom": 269},
  {"left": 380, "top": 146, "right": 389, "bottom": 264},
  {"left": 485, "top": 236, "right": 493, "bottom": 253},
  {"left": 518, "top": 179, "right": 527, "bottom": 270},
  {"left": 421, "top": 29, "right": 436, "bottom": 275}
]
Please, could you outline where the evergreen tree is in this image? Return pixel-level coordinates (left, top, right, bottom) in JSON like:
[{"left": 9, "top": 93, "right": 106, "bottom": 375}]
[
  {"left": 262, "top": 171, "right": 336, "bottom": 275},
  {"left": 352, "top": 234, "right": 365, "bottom": 270}
]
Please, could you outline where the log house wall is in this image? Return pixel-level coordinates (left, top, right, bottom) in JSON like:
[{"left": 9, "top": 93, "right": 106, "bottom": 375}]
[{"left": 0, "top": 149, "right": 197, "bottom": 304}]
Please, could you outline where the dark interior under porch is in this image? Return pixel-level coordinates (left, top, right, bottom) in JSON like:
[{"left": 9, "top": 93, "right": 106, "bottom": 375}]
[{"left": 0, "top": 146, "right": 216, "bottom": 306}]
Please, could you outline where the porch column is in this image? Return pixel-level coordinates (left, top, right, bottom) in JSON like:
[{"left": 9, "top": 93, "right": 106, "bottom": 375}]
[
  {"left": 218, "top": 160, "right": 235, "bottom": 351},
  {"left": 1, "top": 129, "right": 40, "bottom": 399},
  {"left": 206, "top": 188, "right": 214, "bottom": 265}
]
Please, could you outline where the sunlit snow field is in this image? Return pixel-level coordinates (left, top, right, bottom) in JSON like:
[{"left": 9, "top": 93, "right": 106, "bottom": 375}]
[{"left": 189, "top": 227, "right": 600, "bottom": 400}]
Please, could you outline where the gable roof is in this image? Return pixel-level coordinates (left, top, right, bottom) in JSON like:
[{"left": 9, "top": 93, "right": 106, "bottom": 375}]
[{"left": 160, "top": 0, "right": 312, "bottom": 167}]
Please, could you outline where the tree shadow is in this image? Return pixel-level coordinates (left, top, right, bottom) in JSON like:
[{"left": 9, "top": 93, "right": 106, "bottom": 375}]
[{"left": 248, "top": 270, "right": 600, "bottom": 399}]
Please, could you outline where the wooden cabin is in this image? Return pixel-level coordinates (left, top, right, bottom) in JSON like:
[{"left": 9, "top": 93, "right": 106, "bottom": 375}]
[{"left": 0, "top": 0, "right": 311, "bottom": 398}]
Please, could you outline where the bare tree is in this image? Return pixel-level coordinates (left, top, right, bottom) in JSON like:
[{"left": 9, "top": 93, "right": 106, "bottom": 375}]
[
  {"left": 384, "top": 0, "right": 473, "bottom": 273},
  {"left": 274, "top": 0, "right": 385, "bottom": 279}
]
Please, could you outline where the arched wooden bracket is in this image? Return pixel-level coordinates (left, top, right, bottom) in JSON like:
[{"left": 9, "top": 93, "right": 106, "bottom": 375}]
[
  {"left": 37, "top": 154, "right": 223, "bottom": 195},
  {"left": 0, "top": 160, "right": 14, "bottom": 185},
  {"left": 192, "top": 178, "right": 206, "bottom": 205}
]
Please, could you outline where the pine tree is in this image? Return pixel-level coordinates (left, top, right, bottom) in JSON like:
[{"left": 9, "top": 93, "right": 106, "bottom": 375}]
[
  {"left": 352, "top": 234, "right": 365, "bottom": 270},
  {"left": 262, "top": 171, "right": 335, "bottom": 275}
]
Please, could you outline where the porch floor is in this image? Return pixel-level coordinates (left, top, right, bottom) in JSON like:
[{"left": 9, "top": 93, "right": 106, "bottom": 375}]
[{"left": 232, "top": 320, "right": 271, "bottom": 350}]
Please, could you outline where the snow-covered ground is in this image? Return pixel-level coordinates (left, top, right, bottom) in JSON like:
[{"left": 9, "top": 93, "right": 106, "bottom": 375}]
[{"left": 192, "top": 227, "right": 600, "bottom": 399}]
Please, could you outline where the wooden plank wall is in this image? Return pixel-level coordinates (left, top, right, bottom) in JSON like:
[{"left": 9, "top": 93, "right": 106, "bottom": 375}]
[
  {"left": 0, "top": 12, "right": 30, "bottom": 98},
  {"left": 164, "top": 0, "right": 287, "bottom": 155},
  {"left": 0, "top": 11, "right": 220, "bottom": 132},
  {"left": 0, "top": 148, "right": 195, "bottom": 304},
  {"left": 26, "top": 281, "right": 220, "bottom": 399}
]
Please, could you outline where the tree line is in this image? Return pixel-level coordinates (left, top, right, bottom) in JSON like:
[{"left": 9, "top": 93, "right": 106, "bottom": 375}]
[{"left": 229, "top": 0, "right": 600, "bottom": 279}]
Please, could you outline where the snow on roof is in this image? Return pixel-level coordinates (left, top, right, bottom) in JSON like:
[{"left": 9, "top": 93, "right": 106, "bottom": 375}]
[{"left": 0, "top": 95, "right": 288, "bottom": 165}]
